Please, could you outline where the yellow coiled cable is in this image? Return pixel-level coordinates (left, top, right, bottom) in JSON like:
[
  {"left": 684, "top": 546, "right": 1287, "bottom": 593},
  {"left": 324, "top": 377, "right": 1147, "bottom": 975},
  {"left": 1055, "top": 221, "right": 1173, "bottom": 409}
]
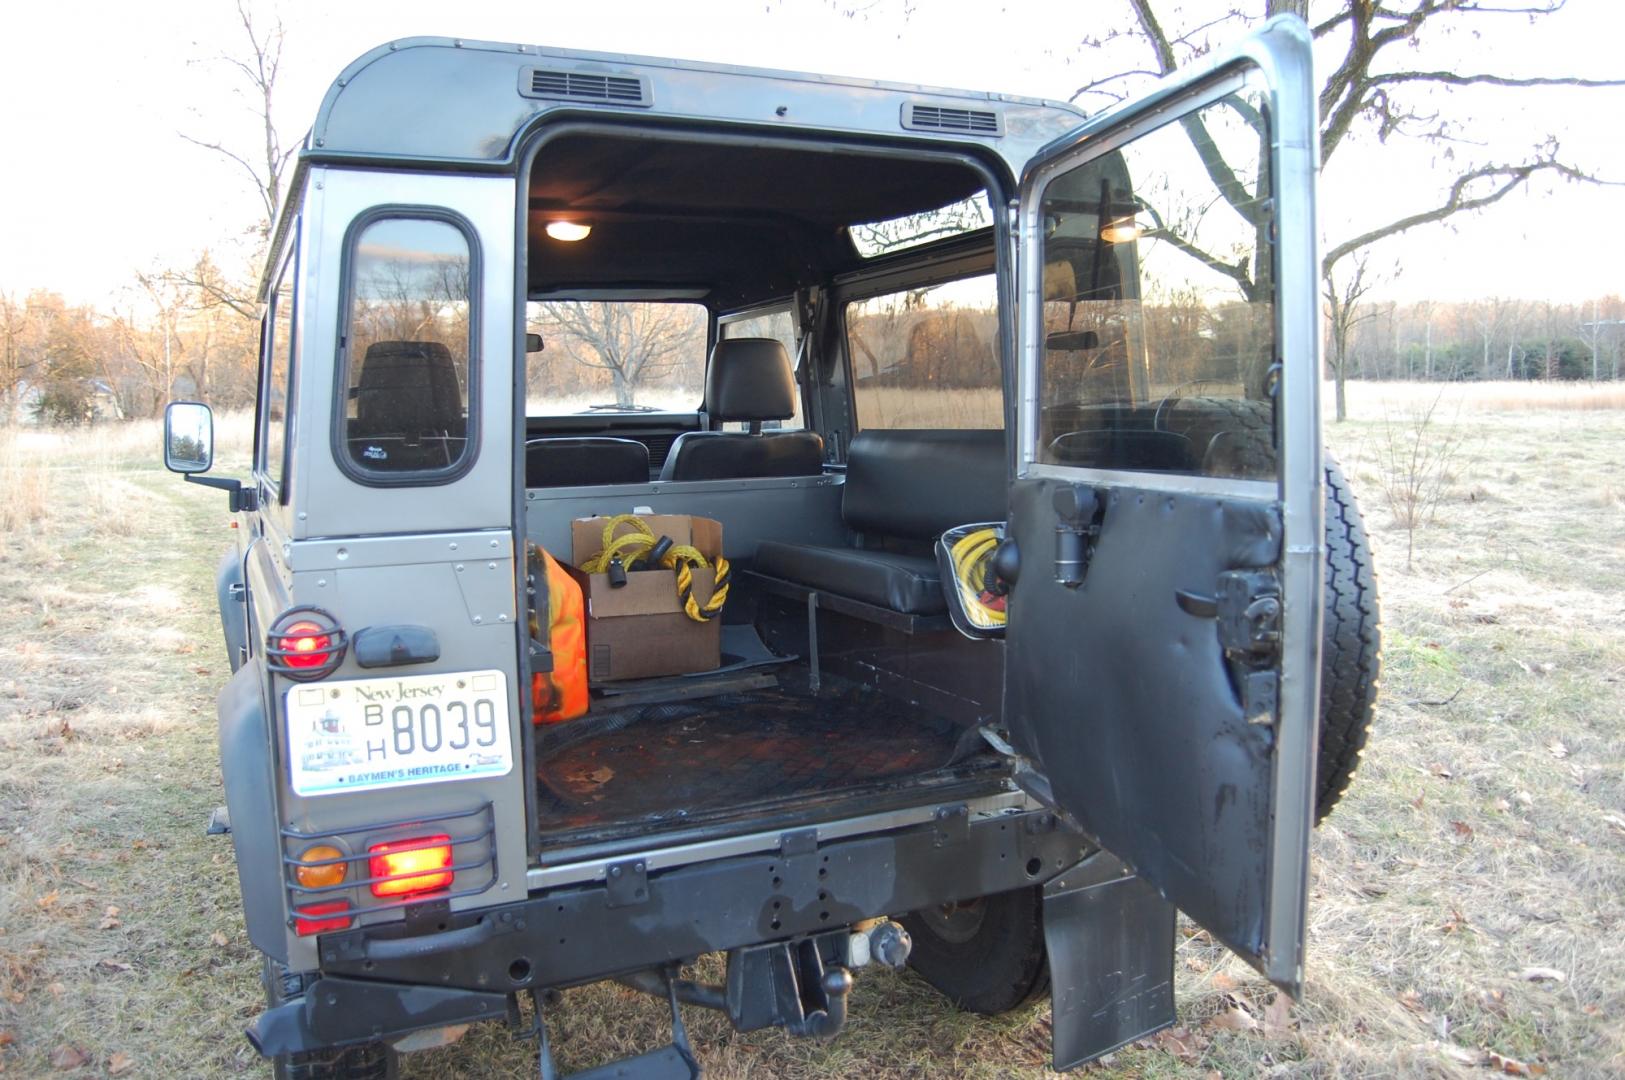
[
  {"left": 949, "top": 527, "right": 1006, "bottom": 629},
  {"left": 578, "top": 515, "right": 730, "bottom": 623}
]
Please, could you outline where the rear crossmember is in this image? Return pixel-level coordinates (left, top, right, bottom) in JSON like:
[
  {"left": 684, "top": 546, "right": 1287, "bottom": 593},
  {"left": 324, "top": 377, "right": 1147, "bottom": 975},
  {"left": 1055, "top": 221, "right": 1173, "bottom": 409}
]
[{"left": 248, "top": 805, "right": 1088, "bottom": 1064}]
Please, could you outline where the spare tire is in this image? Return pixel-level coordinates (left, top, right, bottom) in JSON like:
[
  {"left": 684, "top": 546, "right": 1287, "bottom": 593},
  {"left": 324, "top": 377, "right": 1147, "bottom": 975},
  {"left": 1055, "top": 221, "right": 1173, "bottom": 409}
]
[{"left": 1314, "top": 454, "right": 1381, "bottom": 821}]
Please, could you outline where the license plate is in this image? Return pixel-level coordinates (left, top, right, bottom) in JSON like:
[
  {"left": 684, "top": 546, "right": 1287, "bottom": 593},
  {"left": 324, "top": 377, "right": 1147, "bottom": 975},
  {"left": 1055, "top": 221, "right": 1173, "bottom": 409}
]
[{"left": 284, "top": 670, "right": 513, "bottom": 797}]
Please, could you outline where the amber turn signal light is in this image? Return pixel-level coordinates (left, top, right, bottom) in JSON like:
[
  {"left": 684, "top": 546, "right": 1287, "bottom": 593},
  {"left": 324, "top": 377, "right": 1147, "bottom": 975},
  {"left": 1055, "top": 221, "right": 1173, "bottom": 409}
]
[{"left": 295, "top": 844, "right": 348, "bottom": 890}]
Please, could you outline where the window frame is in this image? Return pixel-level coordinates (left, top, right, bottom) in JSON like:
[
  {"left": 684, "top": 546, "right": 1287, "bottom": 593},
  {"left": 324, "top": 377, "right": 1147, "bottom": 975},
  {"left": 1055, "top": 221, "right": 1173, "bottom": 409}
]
[
  {"left": 257, "top": 216, "right": 300, "bottom": 504},
  {"left": 330, "top": 204, "right": 483, "bottom": 488}
]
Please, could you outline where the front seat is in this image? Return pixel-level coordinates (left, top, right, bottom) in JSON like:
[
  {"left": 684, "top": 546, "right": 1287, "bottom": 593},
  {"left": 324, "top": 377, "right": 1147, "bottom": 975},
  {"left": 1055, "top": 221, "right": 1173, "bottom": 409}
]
[{"left": 658, "top": 338, "right": 824, "bottom": 482}]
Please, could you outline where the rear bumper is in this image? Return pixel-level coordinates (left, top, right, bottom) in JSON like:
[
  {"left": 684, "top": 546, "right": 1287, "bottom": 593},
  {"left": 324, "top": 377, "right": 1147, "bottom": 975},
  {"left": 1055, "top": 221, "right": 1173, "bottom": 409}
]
[{"left": 249, "top": 801, "right": 1087, "bottom": 1057}]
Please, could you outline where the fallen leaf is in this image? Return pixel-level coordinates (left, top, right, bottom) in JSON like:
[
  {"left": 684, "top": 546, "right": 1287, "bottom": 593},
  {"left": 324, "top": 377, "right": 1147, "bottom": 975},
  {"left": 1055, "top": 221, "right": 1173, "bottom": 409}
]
[
  {"left": 47, "top": 982, "right": 64, "bottom": 998},
  {"left": 1547, "top": 739, "right": 1569, "bottom": 759},
  {"left": 95, "top": 960, "right": 132, "bottom": 974},
  {"left": 0, "top": 1030, "right": 13, "bottom": 1047},
  {"left": 1520, "top": 967, "right": 1566, "bottom": 983},
  {"left": 1398, "top": 989, "right": 1428, "bottom": 1016},
  {"left": 1210, "top": 971, "right": 1240, "bottom": 993},
  {"left": 210, "top": 931, "right": 229, "bottom": 948},
  {"left": 1210, "top": 1005, "right": 1259, "bottom": 1032},
  {"left": 1441, "top": 908, "right": 1471, "bottom": 934},
  {"left": 1411, "top": 791, "right": 1426, "bottom": 810},
  {"left": 106, "top": 1052, "right": 134, "bottom": 1077},
  {"left": 1493, "top": 797, "right": 1511, "bottom": 812},
  {"left": 1263, "top": 992, "right": 1294, "bottom": 1037},
  {"left": 1513, "top": 790, "right": 1534, "bottom": 808},
  {"left": 48, "top": 1045, "right": 90, "bottom": 1069},
  {"left": 1451, "top": 820, "right": 1474, "bottom": 840},
  {"left": 35, "top": 891, "right": 59, "bottom": 910},
  {"left": 97, "top": 904, "right": 121, "bottom": 931},
  {"left": 1486, "top": 1049, "right": 1547, "bottom": 1076},
  {"left": 1150, "top": 1025, "right": 1207, "bottom": 1062},
  {"left": 1427, "top": 762, "right": 1454, "bottom": 780}
]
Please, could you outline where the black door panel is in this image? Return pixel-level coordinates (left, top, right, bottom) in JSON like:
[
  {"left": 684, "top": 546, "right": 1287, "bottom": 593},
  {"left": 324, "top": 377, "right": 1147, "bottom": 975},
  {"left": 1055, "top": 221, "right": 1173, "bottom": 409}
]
[{"left": 1005, "top": 478, "right": 1281, "bottom": 958}]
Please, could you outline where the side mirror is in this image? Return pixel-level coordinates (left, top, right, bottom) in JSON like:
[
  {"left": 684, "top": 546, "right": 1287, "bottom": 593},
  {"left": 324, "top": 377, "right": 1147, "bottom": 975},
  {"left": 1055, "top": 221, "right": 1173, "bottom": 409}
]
[
  {"left": 164, "top": 401, "right": 215, "bottom": 474},
  {"left": 525, "top": 332, "right": 545, "bottom": 354}
]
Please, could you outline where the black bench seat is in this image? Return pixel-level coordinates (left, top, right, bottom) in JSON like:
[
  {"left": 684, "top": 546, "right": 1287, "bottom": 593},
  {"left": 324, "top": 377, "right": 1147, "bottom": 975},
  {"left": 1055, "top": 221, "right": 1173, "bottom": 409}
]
[{"left": 747, "top": 429, "right": 1007, "bottom": 627}]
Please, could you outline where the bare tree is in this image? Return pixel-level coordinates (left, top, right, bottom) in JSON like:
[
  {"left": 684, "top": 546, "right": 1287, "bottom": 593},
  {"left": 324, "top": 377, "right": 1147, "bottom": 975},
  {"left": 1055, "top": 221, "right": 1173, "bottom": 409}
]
[
  {"left": 1084, "top": 0, "right": 1624, "bottom": 418},
  {"left": 182, "top": 0, "right": 296, "bottom": 242},
  {"left": 1324, "top": 253, "right": 1389, "bottom": 420},
  {"left": 534, "top": 302, "right": 698, "bottom": 408}
]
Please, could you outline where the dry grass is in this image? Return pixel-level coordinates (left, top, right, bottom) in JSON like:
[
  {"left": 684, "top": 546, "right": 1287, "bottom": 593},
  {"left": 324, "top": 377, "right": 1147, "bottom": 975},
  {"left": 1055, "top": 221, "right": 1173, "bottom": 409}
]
[
  {"left": 1, "top": 385, "right": 1621, "bottom": 1078},
  {"left": 1340, "top": 379, "right": 1625, "bottom": 413}
]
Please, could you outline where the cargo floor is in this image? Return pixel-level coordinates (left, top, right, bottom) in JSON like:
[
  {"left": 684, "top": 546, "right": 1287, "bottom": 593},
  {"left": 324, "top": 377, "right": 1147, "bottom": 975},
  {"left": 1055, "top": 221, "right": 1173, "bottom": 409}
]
[{"left": 534, "top": 680, "right": 983, "bottom": 843}]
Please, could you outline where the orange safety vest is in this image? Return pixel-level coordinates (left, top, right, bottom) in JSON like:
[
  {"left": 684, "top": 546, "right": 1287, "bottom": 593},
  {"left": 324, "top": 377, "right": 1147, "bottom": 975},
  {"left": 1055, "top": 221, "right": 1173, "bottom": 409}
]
[{"left": 527, "top": 544, "right": 588, "bottom": 725}]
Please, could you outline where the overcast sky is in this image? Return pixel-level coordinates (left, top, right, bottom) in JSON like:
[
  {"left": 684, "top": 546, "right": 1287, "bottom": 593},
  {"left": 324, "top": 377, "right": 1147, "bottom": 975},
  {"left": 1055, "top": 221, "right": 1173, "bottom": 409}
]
[{"left": 2, "top": 0, "right": 1620, "bottom": 308}]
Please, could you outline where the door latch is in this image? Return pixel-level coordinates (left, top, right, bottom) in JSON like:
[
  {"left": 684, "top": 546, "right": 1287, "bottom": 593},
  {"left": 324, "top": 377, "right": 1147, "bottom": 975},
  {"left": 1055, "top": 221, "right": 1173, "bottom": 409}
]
[
  {"left": 1176, "top": 569, "right": 1281, "bottom": 725},
  {"left": 1177, "top": 569, "right": 1280, "bottom": 658}
]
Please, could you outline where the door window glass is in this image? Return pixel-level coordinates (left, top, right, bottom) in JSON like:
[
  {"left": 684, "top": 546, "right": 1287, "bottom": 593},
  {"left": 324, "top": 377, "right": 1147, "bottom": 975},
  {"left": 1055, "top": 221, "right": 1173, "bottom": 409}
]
[
  {"left": 1035, "top": 86, "right": 1276, "bottom": 480},
  {"left": 846, "top": 273, "right": 1002, "bottom": 430},
  {"left": 719, "top": 306, "right": 803, "bottom": 431},
  {"left": 340, "top": 214, "right": 475, "bottom": 477}
]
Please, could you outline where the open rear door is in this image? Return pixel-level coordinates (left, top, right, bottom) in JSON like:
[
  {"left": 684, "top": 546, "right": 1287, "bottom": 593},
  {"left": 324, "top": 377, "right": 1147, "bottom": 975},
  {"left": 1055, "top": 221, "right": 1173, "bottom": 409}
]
[{"left": 1005, "top": 17, "right": 1321, "bottom": 998}]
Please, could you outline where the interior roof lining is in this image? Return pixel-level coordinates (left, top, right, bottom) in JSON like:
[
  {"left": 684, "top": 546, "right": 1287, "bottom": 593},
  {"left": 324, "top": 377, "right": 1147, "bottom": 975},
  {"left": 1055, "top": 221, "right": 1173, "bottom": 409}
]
[{"left": 522, "top": 125, "right": 1001, "bottom": 308}]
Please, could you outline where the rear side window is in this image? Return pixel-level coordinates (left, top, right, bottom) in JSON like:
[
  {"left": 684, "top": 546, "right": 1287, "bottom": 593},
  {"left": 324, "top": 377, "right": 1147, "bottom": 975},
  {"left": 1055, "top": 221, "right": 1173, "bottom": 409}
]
[
  {"left": 845, "top": 273, "right": 1002, "bottom": 430},
  {"left": 338, "top": 211, "right": 478, "bottom": 480},
  {"left": 260, "top": 238, "right": 296, "bottom": 496}
]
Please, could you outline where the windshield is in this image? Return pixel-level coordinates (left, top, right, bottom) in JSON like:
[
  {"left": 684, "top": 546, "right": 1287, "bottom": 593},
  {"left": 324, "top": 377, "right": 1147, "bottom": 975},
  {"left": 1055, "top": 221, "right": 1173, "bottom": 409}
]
[{"left": 525, "top": 300, "right": 707, "bottom": 414}]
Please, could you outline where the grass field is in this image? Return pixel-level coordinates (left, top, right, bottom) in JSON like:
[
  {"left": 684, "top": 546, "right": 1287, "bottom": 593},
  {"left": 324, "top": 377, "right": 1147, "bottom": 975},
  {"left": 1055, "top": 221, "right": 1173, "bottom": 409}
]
[{"left": 1, "top": 383, "right": 1621, "bottom": 1078}]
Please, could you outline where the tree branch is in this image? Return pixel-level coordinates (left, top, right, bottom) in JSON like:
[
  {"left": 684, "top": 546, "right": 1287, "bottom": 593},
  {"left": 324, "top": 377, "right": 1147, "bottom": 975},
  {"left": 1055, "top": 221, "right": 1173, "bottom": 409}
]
[
  {"left": 1323, "top": 155, "right": 1618, "bottom": 272},
  {"left": 1369, "top": 70, "right": 1625, "bottom": 91}
]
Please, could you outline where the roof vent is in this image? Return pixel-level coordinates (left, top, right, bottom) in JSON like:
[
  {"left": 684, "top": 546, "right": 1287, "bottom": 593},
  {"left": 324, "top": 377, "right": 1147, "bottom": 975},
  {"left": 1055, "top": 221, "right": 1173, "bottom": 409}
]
[
  {"left": 901, "top": 102, "right": 1003, "bottom": 136},
  {"left": 519, "top": 67, "right": 651, "bottom": 107}
]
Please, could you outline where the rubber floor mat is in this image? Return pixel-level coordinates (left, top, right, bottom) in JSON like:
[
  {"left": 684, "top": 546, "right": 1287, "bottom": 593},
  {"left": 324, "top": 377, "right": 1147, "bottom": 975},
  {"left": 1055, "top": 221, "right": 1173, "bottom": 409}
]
[{"left": 535, "top": 686, "right": 965, "bottom": 831}]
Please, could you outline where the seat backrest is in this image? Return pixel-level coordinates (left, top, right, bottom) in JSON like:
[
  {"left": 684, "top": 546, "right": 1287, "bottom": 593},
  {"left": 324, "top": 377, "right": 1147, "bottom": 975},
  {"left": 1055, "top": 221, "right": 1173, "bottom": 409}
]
[
  {"left": 659, "top": 338, "right": 824, "bottom": 482},
  {"left": 842, "top": 429, "right": 1007, "bottom": 540},
  {"left": 526, "top": 437, "right": 650, "bottom": 488},
  {"left": 354, "top": 340, "right": 464, "bottom": 437}
]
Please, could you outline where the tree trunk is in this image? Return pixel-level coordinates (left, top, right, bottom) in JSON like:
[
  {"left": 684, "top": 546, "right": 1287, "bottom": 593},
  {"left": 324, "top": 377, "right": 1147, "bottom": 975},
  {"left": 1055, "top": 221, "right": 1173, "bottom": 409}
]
[{"left": 612, "top": 370, "right": 633, "bottom": 407}]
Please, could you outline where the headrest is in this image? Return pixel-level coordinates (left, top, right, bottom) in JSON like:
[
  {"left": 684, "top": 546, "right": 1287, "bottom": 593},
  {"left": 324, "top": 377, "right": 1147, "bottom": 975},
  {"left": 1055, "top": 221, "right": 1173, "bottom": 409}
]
[
  {"left": 356, "top": 341, "right": 463, "bottom": 433},
  {"left": 704, "top": 338, "right": 796, "bottom": 422}
]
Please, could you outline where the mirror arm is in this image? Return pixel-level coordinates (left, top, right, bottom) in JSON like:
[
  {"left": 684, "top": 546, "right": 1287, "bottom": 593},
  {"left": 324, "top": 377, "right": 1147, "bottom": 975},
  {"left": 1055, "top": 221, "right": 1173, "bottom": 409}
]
[{"left": 184, "top": 473, "right": 259, "bottom": 513}]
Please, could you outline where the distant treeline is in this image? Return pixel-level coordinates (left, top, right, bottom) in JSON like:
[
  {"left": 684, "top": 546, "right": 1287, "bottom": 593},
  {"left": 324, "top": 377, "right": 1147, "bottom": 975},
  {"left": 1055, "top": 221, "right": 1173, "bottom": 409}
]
[{"left": 4, "top": 283, "right": 1619, "bottom": 427}]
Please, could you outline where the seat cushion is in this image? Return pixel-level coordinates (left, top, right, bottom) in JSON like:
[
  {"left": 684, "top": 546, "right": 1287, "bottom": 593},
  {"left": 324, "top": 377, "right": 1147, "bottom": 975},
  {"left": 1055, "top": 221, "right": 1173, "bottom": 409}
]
[
  {"left": 526, "top": 437, "right": 650, "bottom": 487},
  {"left": 755, "top": 541, "right": 946, "bottom": 615},
  {"left": 659, "top": 430, "right": 824, "bottom": 482}
]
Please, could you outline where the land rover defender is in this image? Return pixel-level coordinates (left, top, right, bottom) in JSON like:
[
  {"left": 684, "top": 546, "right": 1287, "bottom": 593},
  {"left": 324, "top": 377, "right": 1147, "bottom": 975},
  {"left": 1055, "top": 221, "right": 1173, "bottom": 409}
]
[{"left": 162, "top": 16, "right": 1380, "bottom": 1077}]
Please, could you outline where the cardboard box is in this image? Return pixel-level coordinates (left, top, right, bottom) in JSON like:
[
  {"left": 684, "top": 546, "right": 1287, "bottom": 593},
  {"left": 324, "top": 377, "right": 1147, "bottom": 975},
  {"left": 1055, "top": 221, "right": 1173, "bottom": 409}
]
[{"left": 568, "top": 515, "right": 723, "bottom": 682}]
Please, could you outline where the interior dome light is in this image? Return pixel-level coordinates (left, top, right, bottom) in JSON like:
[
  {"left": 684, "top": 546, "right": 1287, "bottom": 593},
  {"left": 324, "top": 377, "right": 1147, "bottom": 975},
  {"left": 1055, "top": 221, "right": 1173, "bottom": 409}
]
[
  {"left": 545, "top": 220, "right": 591, "bottom": 242},
  {"left": 1100, "top": 216, "right": 1144, "bottom": 244}
]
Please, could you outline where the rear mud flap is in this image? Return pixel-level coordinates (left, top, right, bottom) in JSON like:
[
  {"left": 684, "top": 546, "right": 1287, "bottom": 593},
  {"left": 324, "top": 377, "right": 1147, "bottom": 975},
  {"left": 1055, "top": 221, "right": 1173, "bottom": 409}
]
[{"left": 1043, "top": 852, "right": 1176, "bottom": 1070}]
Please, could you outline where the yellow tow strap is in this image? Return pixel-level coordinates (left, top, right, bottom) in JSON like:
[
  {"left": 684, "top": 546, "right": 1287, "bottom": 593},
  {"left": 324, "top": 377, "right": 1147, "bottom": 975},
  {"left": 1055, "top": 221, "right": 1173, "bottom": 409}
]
[
  {"left": 948, "top": 527, "right": 1007, "bottom": 629},
  {"left": 579, "top": 514, "right": 731, "bottom": 623}
]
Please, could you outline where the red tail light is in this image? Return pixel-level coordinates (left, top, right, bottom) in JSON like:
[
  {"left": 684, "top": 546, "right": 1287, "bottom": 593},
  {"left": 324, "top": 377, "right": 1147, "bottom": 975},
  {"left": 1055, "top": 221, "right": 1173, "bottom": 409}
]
[
  {"left": 267, "top": 608, "right": 347, "bottom": 681},
  {"left": 368, "top": 835, "right": 454, "bottom": 898},
  {"left": 279, "top": 621, "right": 333, "bottom": 670},
  {"left": 294, "top": 900, "right": 352, "bottom": 936}
]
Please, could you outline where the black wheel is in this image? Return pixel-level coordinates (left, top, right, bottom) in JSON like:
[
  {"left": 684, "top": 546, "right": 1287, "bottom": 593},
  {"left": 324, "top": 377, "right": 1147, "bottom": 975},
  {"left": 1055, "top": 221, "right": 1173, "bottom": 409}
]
[
  {"left": 899, "top": 886, "right": 1049, "bottom": 1015},
  {"left": 263, "top": 959, "right": 398, "bottom": 1080},
  {"left": 1314, "top": 454, "right": 1381, "bottom": 822}
]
